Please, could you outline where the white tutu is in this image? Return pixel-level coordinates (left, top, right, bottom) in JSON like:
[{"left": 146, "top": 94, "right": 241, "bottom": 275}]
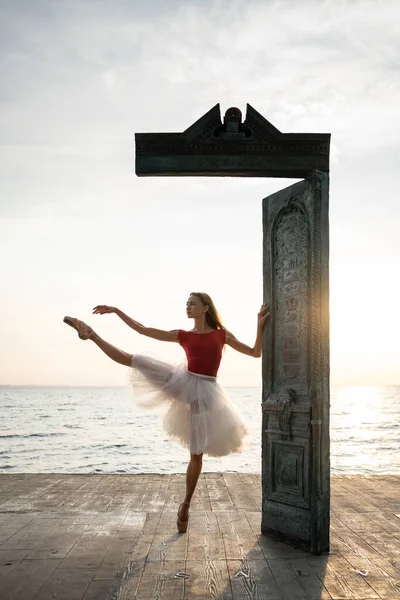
[{"left": 130, "top": 354, "right": 249, "bottom": 457}]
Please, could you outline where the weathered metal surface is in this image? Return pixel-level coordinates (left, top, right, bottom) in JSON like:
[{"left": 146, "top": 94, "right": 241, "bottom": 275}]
[
  {"left": 135, "top": 104, "right": 330, "bottom": 178},
  {"left": 262, "top": 170, "right": 330, "bottom": 553}
]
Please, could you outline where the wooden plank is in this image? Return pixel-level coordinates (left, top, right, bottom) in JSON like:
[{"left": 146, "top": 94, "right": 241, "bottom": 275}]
[
  {"left": 343, "top": 477, "right": 400, "bottom": 513},
  {"left": 0, "top": 558, "right": 61, "bottom": 600},
  {"left": 308, "top": 555, "right": 380, "bottom": 599},
  {"left": 365, "top": 512, "right": 400, "bottom": 532},
  {"left": 329, "top": 494, "right": 358, "bottom": 513},
  {"left": 267, "top": 558, "right": 309, "bottom": 600},
  {"left": 125, "top": 486, "right": 153, "bottom": 512},
  {"left": 60, "top": 530, "right": 117, "bottom": 569},
  {"left": 33, "top": 567, "right": 96, "bottom": 600},
  {"left": 0, "top": 548, "right": 30, "bottom": 579},
  {"left": 0, "top": 513, "right": 37, "bottom": 525},
  {"left": 227, "top": 559, "right": 283, "bottom": 600},
  {"left": 27, "top": 522, "right": 88, "bottom": 559},
  {"left": 86, "top": 513, "right": 126, "bottom": 532},
  {"left": 185, "top": 559, "right": 233, "bottom": 599},
  {"left": 333, "top": 512, "right": 383, "bottom": 533},
  {"left": 387, "top": 557, "right": 400, "bottom": 573},
  {"left": 190, "top": 493, "right": 212, "bottom": 512},
  {"left": 81, "top": 579, "right": 120, "bottom": 600},
  {"left": 163, "top": 474, "right": 186, "bottom": 510},
  {"left": 216, "top": 511, "right": 253, "bottom": 535},
  {"left": 330, "top": 530, "right": 384, "bottom": 559},
  {"left": 187, "top": 511, "right": 219, "bottom": 534},
  {"left": 1, "top": 517, "right": 63, "bottom": 550},
  {"left": 129, "top": 534, "right": 155, "bottom": 562},
  {"left": 140, "top": 512, "right": 162, "bottom": 536},
  {"left": 147, "top": 532, "right": 187, "bottom": 562},
  {"left": 206, "top": 475, "right": 235, "bottom": 511},
  {"left": 244, "top": 512, "right": 261, "bottom": 535},
  {"left": 60, "top": 514, "right": 96, "bottom": 526},
  {"left": 332, "top": 482, "right": 381, "bottom": 513},
  {"left": 93, "top": 534, "right": 140, "bottom": 580},
  {"left": 118, "top": 511, "right": 147, "bottom": 537},
  {"left": 330, "top": 512, "right": 351, "bottom": 532},
  {"left": 0, "top": 514, "right": 38, "bottom": 545},
  {"left": 0, "top": 477, "right": 61, "bottom": 512},
  {"left": 187, "top": 531, "right": 226, "bottom": 561},
  {"left": 157, "top": 511, "right": 181, "bottom": 534},
  {"left": 140, "top": 477, "right": 169, "bottom": 512},
  {"left": 223, "top": 534, "right": 264, "bottom": 561},
  {"left": 344, "top": 555, "right": 400, "bottom": 599},
  {"left": 69, "top": 476, "right": 103, "bottom": 495},
  {"left": 29, "top": 489, "right": 82, "bottom": 512},
  {"left": 75, "top": 493, "right": 114, "bottom": 513},
  {"left": 289, "top": 558, "right": 332, "bottom": 599},
  {"left": 222, "top": 475, "right": 259, "bottom": 511},
  {"left": 361, "top": 531, "right": 400, "bottom": 560},
  {"left": 134, "top": 559, "right": 185, "bottom": 599},
  {"left": 95, "top": 560, "right": 146, "bottom": 600},
  {"left": 258, "top": 534, "right": 311, "bottom": 559}
]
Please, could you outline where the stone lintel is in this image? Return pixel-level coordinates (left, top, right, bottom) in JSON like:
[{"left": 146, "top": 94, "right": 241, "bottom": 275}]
[{"left": 135, "top": 104, "right": 331, "bottom": 178}]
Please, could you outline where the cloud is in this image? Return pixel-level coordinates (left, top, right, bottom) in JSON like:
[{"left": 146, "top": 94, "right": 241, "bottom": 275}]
[
  {"left": 1, "top": 0, "right": 400, "bottom": 384},
  {"left": 1, "top": 0, "right": 399, "bottom": 133},
  {"left": 1, "top": 0, "right": 400, "bottom": 218}
]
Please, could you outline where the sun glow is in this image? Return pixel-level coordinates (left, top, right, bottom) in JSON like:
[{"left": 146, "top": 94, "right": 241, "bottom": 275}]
[{"left": 330, "top": 259, "right": 400, "bottom": 386}]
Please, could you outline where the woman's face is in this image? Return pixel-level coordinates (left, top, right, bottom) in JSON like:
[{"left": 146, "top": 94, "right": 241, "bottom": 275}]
[{"left": 186, "top": 295, "right": 208, "bottom": 319}]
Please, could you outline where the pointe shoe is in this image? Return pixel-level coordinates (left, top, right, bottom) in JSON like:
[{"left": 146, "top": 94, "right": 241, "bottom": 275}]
[
  {"left": 177, "top": 501, "right": 190, "bottom": 533},
  {"left": 63, "top": 316, "right": 94, "bottom": 340}
]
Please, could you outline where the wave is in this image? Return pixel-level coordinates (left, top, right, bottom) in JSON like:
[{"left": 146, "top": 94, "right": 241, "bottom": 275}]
[
  {"left": 101, "top": 444, "right": 128, "bottom": 449},
  {"left": 0, "top": 432, "right": 66, "bottom": 439}
]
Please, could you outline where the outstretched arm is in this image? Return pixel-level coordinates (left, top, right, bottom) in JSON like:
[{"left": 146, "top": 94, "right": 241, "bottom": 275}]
[
  {"left": 92, "top": 305, "right": 179, "bottom": 342},
  {"left": 225, "top": 303, "right": 270, "bottom": 358}
]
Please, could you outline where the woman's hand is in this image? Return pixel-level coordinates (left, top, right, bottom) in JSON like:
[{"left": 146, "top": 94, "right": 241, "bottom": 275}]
[
  {"left": 258, "top": 303, "right": 271, "bottom": 328},
  {"left": 93, "top": 305, "right": 115, "bottom": 315}
]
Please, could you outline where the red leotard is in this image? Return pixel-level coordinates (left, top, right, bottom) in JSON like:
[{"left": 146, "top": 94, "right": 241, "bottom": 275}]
[{"left": 178, "top": 329, "right": 226, "bottom": 377}]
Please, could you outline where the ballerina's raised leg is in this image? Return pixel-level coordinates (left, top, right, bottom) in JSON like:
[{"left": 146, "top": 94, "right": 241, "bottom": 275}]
[
  {"left": 63, "top": 317, "right": 133, "bottom": 366},
  {"left": 64, "top": 316, "right": 200, "bottom": 533}
]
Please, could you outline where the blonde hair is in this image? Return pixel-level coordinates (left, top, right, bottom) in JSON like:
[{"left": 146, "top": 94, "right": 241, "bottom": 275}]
[{"left": 190, "top": 292, "right": 224, "bottom": 330}]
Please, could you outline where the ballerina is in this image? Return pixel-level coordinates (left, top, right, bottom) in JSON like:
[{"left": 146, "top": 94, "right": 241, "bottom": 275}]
[{"left": 63, "top": 292, "right": 270, "bottom": 532}]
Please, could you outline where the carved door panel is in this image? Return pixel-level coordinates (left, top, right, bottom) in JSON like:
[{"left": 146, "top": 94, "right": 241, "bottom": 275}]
[{"left": 262, "top": 170, "right": 330, "bottom": 554}]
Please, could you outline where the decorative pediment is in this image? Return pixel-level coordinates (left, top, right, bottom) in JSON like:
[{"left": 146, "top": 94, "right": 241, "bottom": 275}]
[{"left": 135, "top": 104, "right": 330, "bottom": 178}]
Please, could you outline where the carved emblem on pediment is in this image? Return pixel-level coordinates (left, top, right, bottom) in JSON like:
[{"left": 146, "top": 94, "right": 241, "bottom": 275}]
[{"left": 136, "top": 104, "right": 330, "bottom": 154}]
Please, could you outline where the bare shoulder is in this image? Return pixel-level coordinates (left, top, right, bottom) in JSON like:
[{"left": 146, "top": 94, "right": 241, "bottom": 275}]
[
  {"left": 224, "top": 329, "right": 237, "bottom": 345},
  {"left": 168, "top": 329, "right": 180, "bottom": 342}
]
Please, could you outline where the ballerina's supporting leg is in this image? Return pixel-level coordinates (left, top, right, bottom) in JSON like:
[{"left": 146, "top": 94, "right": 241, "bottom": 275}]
[{"left": 178, "top": 453, "right": 203, "bottom": 523}]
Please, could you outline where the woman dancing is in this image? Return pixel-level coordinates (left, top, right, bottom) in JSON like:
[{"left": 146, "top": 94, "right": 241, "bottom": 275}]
[{"left": 63, "top": 292, "right": 270, "bottom": 532}]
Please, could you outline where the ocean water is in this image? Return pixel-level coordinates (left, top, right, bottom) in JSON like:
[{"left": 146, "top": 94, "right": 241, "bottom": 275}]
[{"left": 0, "top": 386, "right": 399, "bottom": 474}]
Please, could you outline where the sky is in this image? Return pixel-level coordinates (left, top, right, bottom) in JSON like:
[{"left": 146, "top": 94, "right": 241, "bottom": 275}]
[{"left": 1, "top": 0, "right": 399, "bottom": 387}]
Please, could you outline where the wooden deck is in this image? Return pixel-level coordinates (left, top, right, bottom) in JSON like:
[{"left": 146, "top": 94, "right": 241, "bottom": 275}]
[{"left": 0, "top": 474, "right": 399, "bottom": 599}]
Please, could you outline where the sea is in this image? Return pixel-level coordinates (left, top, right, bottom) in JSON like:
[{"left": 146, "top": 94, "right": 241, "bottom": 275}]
[{"left": 0, "top": 386, "right": 399, "bottom": 474}]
